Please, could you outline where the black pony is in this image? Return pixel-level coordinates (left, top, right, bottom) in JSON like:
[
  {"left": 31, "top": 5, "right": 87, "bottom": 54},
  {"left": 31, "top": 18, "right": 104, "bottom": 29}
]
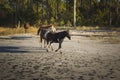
[{"left": 46, "top": 30, "right": 71, "bottom": 52}]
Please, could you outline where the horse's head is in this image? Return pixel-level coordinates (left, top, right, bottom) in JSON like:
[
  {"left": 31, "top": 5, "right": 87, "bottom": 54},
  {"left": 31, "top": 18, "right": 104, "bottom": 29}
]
[{"left": 65, "top": 30, "right": 71, "bottom": 40}]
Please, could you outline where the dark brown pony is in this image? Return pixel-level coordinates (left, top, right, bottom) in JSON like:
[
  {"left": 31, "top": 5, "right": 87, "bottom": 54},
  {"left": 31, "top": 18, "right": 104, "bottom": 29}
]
[
  {"left": 37, "top": 24, "right": 56, "bottom": 35},
  {"left": 37, "top": 24, "right": 56, "bottom": 48}
]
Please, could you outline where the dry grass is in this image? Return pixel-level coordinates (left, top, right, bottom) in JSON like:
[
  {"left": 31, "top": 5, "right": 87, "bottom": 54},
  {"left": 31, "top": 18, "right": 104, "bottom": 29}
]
[
  {"left": 56, "top": 26, "right": 102, "bottom": 30},
  {"left": 77, "top": 26, "right": 98, "bottom": 30},
  {"left": 0, "top": 27, "right": 38, "bottom": 36},
  {"left": 1, "top": 26, "right": 100, "bottom": 36},
  {"left": 89, "top": 35, "right": 120, "bottom": 44},
  {"left": 102, "top": 37, "right": 120, "bottom": 44},
  {"left": 56, "top": 26, "right": 120, "bottom": 31},
  {"left": 75, "top": 26, "right": 100, "bottom": 30},
  {"left": 1, "top": 26, "right": 120, "bottom": 36},
  {"left": 80, "top": 30, "right": 120, "bottom": 44}
]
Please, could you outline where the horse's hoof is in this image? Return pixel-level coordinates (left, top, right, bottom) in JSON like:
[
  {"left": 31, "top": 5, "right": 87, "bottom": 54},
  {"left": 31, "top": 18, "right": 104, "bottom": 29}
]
[
  {"left": 51, "top": 49, "right": 54, "bottom": 51},
  {"left": 46, "top": 49, "right": 49, "bottom": 52},
  {"left": 55, "top": 50, "right": 57, "bottom": 52},
  {"left": 60, "top": 51, "right": 62, "bottom": 54}
]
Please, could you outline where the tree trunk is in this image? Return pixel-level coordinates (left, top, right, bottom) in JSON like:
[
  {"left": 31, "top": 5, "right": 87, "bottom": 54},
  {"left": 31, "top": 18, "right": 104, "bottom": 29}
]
[
  {"left": 41, "top": 0, "right": 44, "bottom": 24},
  {"left": 15, "top": 0, "right": 18, "bottom": 27},
  {"left": 80, "top": 0, "right": 82, "bottom": 8},
  {"left": 74, "top": 0, "right": 76, "bottom": 27},
  {"left": 90, "top": 0, "right": 92, "bottom": 8},
  {"left": 115, "top": 0, "right": 119, "bottom": 25},
  {"left": 109, "top": 0, "right": 112, "bottom": 25},
  {"left": 46, "top": 0, "right": 49, "bottom": 24},
  {"left": 56, "top": 0, "right": 58, "bottom": 22},
  {"left": 36, "top": 1, "right": 39, "bottom": 17}
]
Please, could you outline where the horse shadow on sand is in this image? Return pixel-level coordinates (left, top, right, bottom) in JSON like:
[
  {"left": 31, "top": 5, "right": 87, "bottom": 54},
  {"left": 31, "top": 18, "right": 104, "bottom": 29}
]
[
  {"left": 0, "top": 36, "right": 47, "bottom": 53},
  {"left": 0, "top": 46, "right": 47, "bottom": 53}
]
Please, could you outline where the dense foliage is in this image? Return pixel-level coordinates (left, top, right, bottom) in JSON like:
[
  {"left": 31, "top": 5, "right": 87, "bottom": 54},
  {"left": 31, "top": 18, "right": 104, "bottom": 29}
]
[{"left": 0, "top": 0, "right": 120, "bottom": 27}]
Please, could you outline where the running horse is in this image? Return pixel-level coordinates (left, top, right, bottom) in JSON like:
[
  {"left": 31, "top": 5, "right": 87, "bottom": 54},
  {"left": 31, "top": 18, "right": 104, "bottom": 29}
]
[
  {"left": 46, "top": 30, "right": 71, "bottom": 52},
  {"left": 37, "top": 24, "right": 56, "bottom": 48},
  {"left": 39, "top": 29, "right": 71, "bottom": 52}
]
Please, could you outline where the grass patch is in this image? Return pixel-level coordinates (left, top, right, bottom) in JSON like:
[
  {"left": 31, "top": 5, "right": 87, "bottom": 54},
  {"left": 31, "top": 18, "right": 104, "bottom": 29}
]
[
  {"left": 0, "top": 27, "right": 38, "bottom": 36},
  {"left": 56, "top": 26, "right": 120, "bottom": 31},
  {"left": 102, "top": 37, "right": 120, "bottom": 44},
  {"left": 56, "top": 26, "right": 100, "bottom": 30},
  {"left": 0, "top": 25, "right": 120, "bottom": 37},
  {"left": 88, "top": 35, "right": 120, "bottom": 44}
]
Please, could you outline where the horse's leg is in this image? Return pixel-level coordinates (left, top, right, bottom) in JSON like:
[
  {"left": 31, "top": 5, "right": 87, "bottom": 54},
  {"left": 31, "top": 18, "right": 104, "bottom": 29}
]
[
  {"left": 46, "top": 40, "right": 50, "bottom": 52},
  {"left": 55, "top": 39, "right": 64, "bottom": 52},
  {"left": 43, "top": 39, "right": 46, "bottom": 48},
  {"left": 55, "top": 42, "right": 62, "bottom": 52},
  {"left": 40, "top": 37, "right": 42, "bottom": 47},
  {"left": 48, "top": 42, "right": 54, "bottom": 51},
  {"left": 50, "top": 43, "right": 54, "bottom": 51},
  {"left": 40, "top": 36, "right": 42, "bottom": 43},
  {"left": 46, "top": 41, "right": 53, "bottom": 52}
]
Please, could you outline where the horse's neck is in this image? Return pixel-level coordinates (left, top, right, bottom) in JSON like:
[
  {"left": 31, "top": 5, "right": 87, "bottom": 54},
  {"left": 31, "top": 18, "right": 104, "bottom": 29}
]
[
  {"left": 44, "top": 30, "right": 50, "bottom": 39},
  {"left": 57, "top": 32, "right": 66, "bottom": 39}
]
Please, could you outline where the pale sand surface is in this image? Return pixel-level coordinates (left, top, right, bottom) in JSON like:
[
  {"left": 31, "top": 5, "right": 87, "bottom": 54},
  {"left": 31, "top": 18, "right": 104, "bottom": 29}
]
[{"left": 0, "top": 31, "right": 120, "bottom": 80}]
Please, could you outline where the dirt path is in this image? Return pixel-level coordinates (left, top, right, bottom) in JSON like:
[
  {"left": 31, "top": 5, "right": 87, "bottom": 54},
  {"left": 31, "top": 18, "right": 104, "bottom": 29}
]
[{"left": 0, "top": 32, "right": 120, "bottom": 80}]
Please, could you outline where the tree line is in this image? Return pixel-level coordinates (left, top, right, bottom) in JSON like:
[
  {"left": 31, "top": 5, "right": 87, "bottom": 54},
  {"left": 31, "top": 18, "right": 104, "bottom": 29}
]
[{"left": 0, "top": 0, "right": 120, "bottom": 27}]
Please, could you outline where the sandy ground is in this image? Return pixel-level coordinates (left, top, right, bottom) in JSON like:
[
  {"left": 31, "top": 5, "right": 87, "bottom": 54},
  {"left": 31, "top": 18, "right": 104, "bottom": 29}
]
[{"left": 0, "top": 31, "right": 120, "bottom": 80}]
